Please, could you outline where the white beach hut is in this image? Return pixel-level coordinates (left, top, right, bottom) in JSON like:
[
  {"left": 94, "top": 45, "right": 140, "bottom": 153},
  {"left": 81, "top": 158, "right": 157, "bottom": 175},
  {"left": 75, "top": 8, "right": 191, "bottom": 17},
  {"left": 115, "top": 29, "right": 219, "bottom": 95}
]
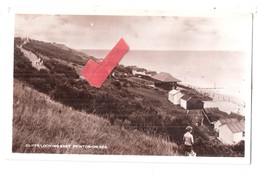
[{"left": 168, "top": 89, "right": 184, "bottom": 105}]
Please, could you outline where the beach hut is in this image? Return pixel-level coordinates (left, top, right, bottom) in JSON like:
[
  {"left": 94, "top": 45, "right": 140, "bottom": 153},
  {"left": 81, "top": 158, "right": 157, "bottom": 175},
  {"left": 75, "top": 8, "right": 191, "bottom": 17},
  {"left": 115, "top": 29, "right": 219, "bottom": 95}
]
[
  {"left": 214, "top": 118, "right": 238, "bottom": 132},
  {"left": 180, "top": 95, "right": 203, "bottom": 110},
  {"left": 180, "top": 95, "right": 192, "bottom": 110},
  {"left": 168, "top": 89, "right": 184, "bottom": 105},
  {"left": 218, "top": 121, "right": 245, "bottom": 145},
  {"left": 187, "top": 97, "right": 204, "bottom": 110}
]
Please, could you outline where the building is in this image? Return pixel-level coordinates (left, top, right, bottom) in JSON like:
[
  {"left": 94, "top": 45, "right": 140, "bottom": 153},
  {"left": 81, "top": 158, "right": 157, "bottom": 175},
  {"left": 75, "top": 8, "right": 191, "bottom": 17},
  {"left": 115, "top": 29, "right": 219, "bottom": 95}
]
[
  {"left": 168, "top": 89, "right": 184, "bottom": 105},
  {"left": 202, "top": 107, "right": 228, "bottom": 125},
  {"left": 152, "top": 72, "right": 181, "bottom": 90},
  {"left": 145, "top": 71, "right": 157, "bottom": 77},
  {"left": 180, "top": 95, "right": 192, "bottom": 109},
  {"left": 214, "top": 118, "right": 238, "bottom": 132},
  {"left": 218, "top": 121, "right": 245, "bottom": 145},
  {"left": 187, "top": 97, "right": 204, "bottom": 110},
  {"left": 132, "top": 68, "right": 146, "bottom": 76},
  {"left": 132, "top": 68, "right": 157, "bottom": 77},
  {"left": 180, "top": 95, "right": 204, "bottom": 110}
]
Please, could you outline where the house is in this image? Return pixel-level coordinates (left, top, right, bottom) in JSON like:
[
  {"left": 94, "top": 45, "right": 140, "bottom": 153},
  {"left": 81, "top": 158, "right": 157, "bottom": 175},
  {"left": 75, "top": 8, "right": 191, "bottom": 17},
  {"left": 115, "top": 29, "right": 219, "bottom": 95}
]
[
  {"left": 202, "top": 107, "right": 228, "bottom": 125},
  {"left": 132, "top": 68, "right": 157, "bottom": 78},
  {"left": 218, "top": 121, "right": 245, "bottom": 145},
  {"left": 152, "top": 72, "right": 181, "bottom": 90},
  {"left": 187, "top": 109, "right": 204, "bottom": 126},
  {"left": 168, "top": 89, "right": 184, "bottom": 105},
  {"left": 180, "top": 95, "right": 204, "bottom": 110},
  {"left": 214, "top": 118, "right": 238, "bottom": 132},
  {"left": 132, "top": 68, "right": 146, "bottom": 76}
]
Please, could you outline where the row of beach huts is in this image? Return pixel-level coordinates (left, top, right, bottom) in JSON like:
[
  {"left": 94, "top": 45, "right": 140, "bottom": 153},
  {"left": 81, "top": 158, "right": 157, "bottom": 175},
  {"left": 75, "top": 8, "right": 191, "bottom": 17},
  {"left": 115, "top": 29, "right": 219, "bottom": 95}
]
[
  {"left": 131, "top": 67, "right": 245, "bottom": 145},
  {"left": 168, "top": 84, "right": 245, "bottom": 145}
]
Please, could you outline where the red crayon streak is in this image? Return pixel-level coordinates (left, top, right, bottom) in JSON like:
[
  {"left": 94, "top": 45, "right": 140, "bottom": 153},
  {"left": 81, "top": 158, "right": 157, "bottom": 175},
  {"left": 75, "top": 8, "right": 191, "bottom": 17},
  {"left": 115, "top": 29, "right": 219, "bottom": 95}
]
[{"left": 81, "top": 38, "right": 129, "bottom": 88}]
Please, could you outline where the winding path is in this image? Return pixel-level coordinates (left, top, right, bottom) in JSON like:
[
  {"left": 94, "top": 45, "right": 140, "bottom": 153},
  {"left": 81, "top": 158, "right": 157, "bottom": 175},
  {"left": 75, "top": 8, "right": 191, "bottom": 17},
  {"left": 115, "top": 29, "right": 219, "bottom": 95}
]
[{"left": 19, "top": 45, "right": 47, "bottom": 70}]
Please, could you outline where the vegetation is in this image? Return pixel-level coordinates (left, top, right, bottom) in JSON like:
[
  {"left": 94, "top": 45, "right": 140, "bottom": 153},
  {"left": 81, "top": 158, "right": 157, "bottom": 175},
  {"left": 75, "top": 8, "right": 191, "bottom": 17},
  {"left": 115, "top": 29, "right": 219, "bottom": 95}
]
[
  {"left": 21, "top": 38, "right": 87, "bottom": 65},
  {"left": 13, "top": 80, "right": 178, "bottom": 155},
  {"left": 13, "top": 37, "right": 244, "bottom": 156}
]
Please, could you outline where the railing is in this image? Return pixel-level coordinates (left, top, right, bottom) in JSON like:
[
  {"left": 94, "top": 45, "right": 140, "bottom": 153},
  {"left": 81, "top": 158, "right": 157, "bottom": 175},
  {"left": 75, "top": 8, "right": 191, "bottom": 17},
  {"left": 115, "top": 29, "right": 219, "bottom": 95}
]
[{"left": 179, "top": 83, "right": 245, "bottom": 108}]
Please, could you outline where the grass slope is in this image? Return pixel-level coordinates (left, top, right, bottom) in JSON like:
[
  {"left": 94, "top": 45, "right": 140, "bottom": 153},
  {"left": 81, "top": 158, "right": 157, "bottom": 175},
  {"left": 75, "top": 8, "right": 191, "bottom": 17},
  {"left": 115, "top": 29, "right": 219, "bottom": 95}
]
[{"left": 13, "top": 80, "right": 178, "bottom": 155}]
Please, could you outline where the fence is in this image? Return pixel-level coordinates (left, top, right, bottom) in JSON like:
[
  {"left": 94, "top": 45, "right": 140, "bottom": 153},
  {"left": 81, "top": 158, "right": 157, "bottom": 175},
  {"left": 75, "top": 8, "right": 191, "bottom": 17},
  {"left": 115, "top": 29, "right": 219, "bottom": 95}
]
[{"left": 179, "top": 83, "right": 245, "bottom": 108}]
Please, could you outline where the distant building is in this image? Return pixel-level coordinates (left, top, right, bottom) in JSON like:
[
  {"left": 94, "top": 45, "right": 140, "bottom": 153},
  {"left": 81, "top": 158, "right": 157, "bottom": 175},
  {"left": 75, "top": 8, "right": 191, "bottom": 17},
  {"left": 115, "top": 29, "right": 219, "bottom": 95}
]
[
  {"left": 145, "top": 70, "right": 157, "bottom": 77},
  {"left": 132, "top": 68, "right": 157, "bottom": 77},
  {"left": 218, "top": 121, "right": 245, "bottom": 145},
  {"left": 132, "top": 68, "right": 146, "bottom": 76},
  {"left": 168, "top": 89, "right": 184, "bottom": 105},
  {"left": 152, "top": 72, "right": 181, "bottom": 90},
  {"left": 180, "top": 95, "right": 204, "bottom": 110}
]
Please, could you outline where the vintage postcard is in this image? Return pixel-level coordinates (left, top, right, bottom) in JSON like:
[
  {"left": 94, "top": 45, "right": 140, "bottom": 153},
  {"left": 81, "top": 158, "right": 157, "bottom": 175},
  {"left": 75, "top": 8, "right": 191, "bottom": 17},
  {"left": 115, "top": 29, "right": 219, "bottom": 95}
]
[{"left": 12, "top": 11, "right": 252, "bottom": 163}]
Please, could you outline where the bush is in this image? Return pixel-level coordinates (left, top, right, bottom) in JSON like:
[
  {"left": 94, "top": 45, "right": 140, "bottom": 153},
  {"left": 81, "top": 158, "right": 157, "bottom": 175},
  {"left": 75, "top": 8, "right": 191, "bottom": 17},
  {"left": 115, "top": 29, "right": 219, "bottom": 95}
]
[
  {"left": 22, "top": 39, "right": 86, "bottom": 65},
  {"left": 111, "top": 80, "right": 121, "bottom": 89}
]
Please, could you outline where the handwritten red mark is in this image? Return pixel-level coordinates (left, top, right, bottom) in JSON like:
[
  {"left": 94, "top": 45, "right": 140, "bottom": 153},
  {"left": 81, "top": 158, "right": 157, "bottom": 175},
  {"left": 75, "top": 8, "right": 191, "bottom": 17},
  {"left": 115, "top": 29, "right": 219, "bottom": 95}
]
[{"left": 81, "top": 38, "right": 129, "bottom": 88}]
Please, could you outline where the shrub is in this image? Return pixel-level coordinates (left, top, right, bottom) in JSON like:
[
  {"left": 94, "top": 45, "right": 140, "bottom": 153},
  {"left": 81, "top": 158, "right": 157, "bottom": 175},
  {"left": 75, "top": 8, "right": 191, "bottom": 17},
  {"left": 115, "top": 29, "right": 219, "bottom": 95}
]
[{"left": 111, "top": 80, "right": 121, "bottom": 89}]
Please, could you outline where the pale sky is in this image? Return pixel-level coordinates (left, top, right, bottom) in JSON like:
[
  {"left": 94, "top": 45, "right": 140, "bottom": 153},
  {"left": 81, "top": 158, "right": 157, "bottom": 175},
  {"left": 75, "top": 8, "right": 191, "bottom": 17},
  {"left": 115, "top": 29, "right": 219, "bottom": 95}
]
[{"left": 15, "top": 14, "right": 252, "bottom": 51}]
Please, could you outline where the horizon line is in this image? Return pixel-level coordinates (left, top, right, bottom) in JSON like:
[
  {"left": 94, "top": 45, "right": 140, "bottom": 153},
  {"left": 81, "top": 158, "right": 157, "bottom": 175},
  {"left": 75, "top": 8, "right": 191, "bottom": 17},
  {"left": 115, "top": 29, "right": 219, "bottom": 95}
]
[{"left": 78, "top": 49, "right": 245, "bottom": 52}]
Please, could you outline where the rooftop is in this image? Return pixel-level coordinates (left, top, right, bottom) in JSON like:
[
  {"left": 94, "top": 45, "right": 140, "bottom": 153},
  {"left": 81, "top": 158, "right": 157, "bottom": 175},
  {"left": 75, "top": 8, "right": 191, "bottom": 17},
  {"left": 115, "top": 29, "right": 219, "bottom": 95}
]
[
  {"left": 168, "top": 89, "right": 181, "bottom": 95},
  {"left": 188, "top": 97, "right": 203, "bottom": 104},
  {"left": 225, "top": 121, "right": 245, "bottom": 133},
  {"left": 204, "top": 107, "right": 220, "bottom": 114},
  {"left": 219, "top": 118, "right": 238, "bottom": 124},
  {"left": 181, "top": 94, "right": 192, "bottom": 101},
  {"left": 152, "top": 72, "right": 181, "bottom": 83},
  {"left": 229, "top": 112, "right": 245, "bottom": 121}
]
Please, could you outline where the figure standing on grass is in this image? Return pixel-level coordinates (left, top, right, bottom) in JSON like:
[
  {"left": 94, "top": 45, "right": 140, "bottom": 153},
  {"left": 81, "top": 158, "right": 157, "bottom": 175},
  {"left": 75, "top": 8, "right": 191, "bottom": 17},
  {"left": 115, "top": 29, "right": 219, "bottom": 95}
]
[{"left": 183, "top": 126, "right": 196, "bottom": 156}]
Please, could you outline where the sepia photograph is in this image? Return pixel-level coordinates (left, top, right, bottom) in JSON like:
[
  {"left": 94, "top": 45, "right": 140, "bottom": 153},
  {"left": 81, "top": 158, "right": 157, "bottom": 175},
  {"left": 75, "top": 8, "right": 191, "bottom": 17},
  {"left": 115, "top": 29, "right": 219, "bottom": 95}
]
[{"left": 12, "top": 13, "right": 252, "bottom": 158}]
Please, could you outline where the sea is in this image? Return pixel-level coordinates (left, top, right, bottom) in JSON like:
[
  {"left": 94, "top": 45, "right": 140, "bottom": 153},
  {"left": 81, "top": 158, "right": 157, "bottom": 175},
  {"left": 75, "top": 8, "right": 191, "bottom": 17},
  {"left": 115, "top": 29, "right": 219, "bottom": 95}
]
[{"left": 81, "top": 50, "right": 250, "bottom": 107}]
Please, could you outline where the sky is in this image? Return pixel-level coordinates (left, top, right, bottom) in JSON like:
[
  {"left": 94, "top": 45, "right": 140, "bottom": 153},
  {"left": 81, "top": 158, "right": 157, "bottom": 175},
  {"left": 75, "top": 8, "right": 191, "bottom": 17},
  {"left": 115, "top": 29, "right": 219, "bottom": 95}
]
[{"left": 15, "top": 13, "right": 252, "bottom": 51}]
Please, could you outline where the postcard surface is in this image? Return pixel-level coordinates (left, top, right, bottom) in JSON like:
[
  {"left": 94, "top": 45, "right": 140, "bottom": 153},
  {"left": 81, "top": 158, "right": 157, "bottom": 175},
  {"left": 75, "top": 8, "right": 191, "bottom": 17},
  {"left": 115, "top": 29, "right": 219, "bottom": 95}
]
[{"left": 12, "top": 12, "right": 252, "bottom": 162}]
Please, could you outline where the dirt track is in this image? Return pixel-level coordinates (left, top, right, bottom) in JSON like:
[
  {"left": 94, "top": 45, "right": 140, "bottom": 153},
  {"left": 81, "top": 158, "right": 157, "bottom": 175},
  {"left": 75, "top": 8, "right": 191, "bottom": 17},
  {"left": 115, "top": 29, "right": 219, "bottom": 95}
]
[{"left": 19, "top": 45, "right": 47, "bottom": 70}]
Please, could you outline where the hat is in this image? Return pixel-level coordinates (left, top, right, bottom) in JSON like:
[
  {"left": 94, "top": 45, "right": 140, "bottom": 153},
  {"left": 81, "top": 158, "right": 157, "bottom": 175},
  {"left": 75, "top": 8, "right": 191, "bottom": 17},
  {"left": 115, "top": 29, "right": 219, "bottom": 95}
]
[{"left": 186, "top": 126, "right": 193, "bottom": 132}]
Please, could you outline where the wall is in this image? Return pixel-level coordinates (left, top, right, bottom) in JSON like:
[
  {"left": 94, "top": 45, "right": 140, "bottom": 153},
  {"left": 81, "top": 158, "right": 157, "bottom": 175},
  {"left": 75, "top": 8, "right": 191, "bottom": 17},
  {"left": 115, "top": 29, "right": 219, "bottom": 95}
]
[
  {"left": 233, "top": 132, "right": 244, "bottom": 144},
  {"left": 218, "top": 125, "right": 233, "bottom": 145},
  {"left": 168, "top": 92, "right": 184, "bottom": 105},
  {"left": 187, "top": 101, "right": 204, "bottom": 110},
  {"left": 180, "top": 99, "right": 187, "bottom": 109}
]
